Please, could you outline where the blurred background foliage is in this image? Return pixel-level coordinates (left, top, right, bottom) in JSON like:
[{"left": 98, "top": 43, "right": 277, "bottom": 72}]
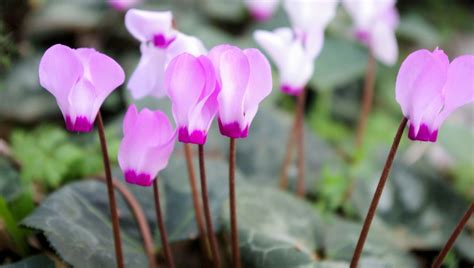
[{"left": 0, "top": 0, "right": 473, "bottom": 267}]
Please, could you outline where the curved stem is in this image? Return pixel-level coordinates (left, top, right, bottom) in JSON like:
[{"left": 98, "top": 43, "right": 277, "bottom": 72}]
[
  {"left": 296, "top": 89, "right": 307, "bottom": 197},
  {"left": 183, "top": 144, "right": 210, "bottom": 259},
  {"left": 350, "top": 117, "right": 407, "bottom": 268},
  {"left": 431, "top": 203, "right": 474, "bottom": 268},
  {"left": 198, "top": 145, "right": 222, "bottom": 268},
  {"left": 153, "top": 179, "right": 175, "bottom": 268},
  {"left": 93, "top": 176, "right": 157, "bottom": 268},
  {"left": 229, "top": 138, "right": 240, "bottom": 268},
  {"left": 96, "top": 112, "right": 124, "bottom": 268},
  {"left": 279, "top": 105, "right": 299, "bottom": 189},
  {"left": 355, "top": 50, "right": 376, "bottom": 150}
]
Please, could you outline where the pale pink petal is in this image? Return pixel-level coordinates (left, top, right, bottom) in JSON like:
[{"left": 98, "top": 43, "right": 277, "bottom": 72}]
[
  {"left": 128, "top": 43, "right": 167, "bottom": 99},
  {"left": 304, "top": 29, "right": 324, "bottom": 59},
  {"left": 215, "top": 46, "right": 250, "bottom": 126},
  {"left": 125, "top": 9, "right": 174, "bottom": 43},
  {"left": 244, "top": 0, "right": 279, "bottom": 21},
  {"left": 39, "top": 44, "right": 83, "bottom": 116},
  {"left": 343, "top": 0, "right": 395, "bottom": 31},
  {"left": 395, "top": 49, "right": 448, "bottom": 130},
  {"left": 371, "top": 23, "right": 398, "bottom": 66},
  {"left": 140, "top": 131, "right": 176, "bottom": 181},
  {"left": 165, "top": 53, "right": 205, "bottom": 127},
  {"left": 435, "top": 55, "right": 474, "bottom": 127},
  {"left": 253, "top": 29, "right": 289, "bottom": 70},
  {"left": 108, "top": 0, "right": 142, "bottom": 11},
  {"left": 243, "top": 48, "right": 273, "bottom": 125},
  {"left": 67, "top": 79, "right": 97, "bottom": 129},
  {"left": 166, "top": 32, "right": 207, "bottom": 61},
  {"left": 208, "top": 44, "right": 235, "bottom": 80}
]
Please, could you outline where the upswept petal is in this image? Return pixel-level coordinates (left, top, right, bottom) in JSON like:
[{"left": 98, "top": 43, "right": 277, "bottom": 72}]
[
  {"left": 67, "top": 79, "right": 97, "bottom": 123},
  {"left": 165, "top": 53, "right": 205, "bottom": 127},
  {"left": 140, "top": 131, "right": 176, "bottom": 181},
  {"left": 39, "top": 44, "right": 83, "bottom": 115},
  {"left": 304, "top": 29, "right": 324, "bottom": 59},
  {"left": 215, "top": 46, "right": 250, "bottom": 126},
  {"left": 435, "top": 55, "right": 474, "bottom": 126},
  {"left": 253, "top": 29, "right": 289, "bottom": 69},
  {"left": 243, "top": 48, "right": 273, "bottom": 125},
  {"left": 125, "top": 9, "right": 173, "bottom": 43},
  {"left": 283, "top": 0, "right": 338, "bottom": 33},
  {"left": 244, "top": 0, "right": 279, "bottom": 21},
  {"left": 128, "top": 43, "right": 167, "bottom": 99},
  {"left": 123, "top": 104, "right": 138, "bottom": 137},
  {"left": 187, "top": 55, "right": 220, "bottom": 133},
  {"left": 208, "top": 44, "right": 235, "bottom": 79},
  {"left": 343, "top": 0, "right": 395, "bottom": 30},
  {"left": 371, "top": 23, "right": 398, "bottom": 66}
]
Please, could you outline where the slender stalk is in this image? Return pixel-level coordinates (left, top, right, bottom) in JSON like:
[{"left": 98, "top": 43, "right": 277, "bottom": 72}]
[
  {"left": 350, "top": 117, "right": 407, "bottom": 268},
  {"left": 96, "top": 112, "right": 124, "bottom": 268},
  {"left": 355, "top": 50, "right": 376, "bottom": 149},
  {"left": 183, "top": 144, "right": 209, "bottom": 255},
  {"left": 296, "top": 89, "right": 307, "bottom": 197},
  {"left": 431, "top": 203, "right": 474, "bottom": 268},
  {"left": 153, "top": 179, "right": 175, "bottom": 268},
  {"left": 94, "top": 176, "right": 156, "bottom": 268},
  {"left": 279, "top": 89, "right": 308, "bottom": 191},
  {"left": 229, "top": 138, "right": 240, "bottom": 268},
  {"left": 198, "top": 145, "right": 222, "bottom": 268}
]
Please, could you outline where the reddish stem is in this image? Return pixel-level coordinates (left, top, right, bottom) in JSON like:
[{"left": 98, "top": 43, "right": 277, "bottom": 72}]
[
  {"left": 431, "top": 203, "right": 474, "bottom": 268},
  {"left": 355, "top": 50, "right": 376, "bottom": 149},
  {"left": 198, "top": 145, "right": 222, "bottom": 268},
  {"left": 96, "top": 112, "right": 124, "bottom": 268},
  {"left": 153, "top": 179, "right": 175, "bottom": 268},
  {"left": 350, "top": 117, "right": 407, "bottom": 268},
  {"left": 229, "top": 138, "right": 240, "bottom": 268},
  {"left": 296, "top": 89, "right": 307, "bottom": 197}
]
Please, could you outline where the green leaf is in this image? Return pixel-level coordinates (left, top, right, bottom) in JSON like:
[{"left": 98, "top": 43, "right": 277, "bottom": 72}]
[
  {"left": 0, "top": 197, "right": 29, "bottom": 256},
  {"left": 1, "top": 255, "right": 55, "bottom": 268},
  {"left": 310, "top": 37, "right": 368, "bottom": 90},
  {"left": 221, "top": 186, "right": 325, "bottom": 268},
  {"left": 0, "top": 157, "right": 22, "bottom": 202}
]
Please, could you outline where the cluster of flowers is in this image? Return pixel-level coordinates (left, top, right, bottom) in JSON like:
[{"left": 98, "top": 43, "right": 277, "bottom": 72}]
[{"left": 38, "top": 2, "right": 473, "bottom": 185}]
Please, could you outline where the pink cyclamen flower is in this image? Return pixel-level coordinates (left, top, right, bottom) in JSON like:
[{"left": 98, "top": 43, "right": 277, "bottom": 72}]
[
  {"left": 125, "top": 9, "right": 207, "bottom": 99},
  {"left": 118, "top": 105, "right": 176, "bottom": 186},
  {"left": 107, "top": 0, "right": 143, "bottom": 11},
  {"left": 283, "top": 0, "right": 338, "bottom": 34},
  {"left": 343, "top": 0, "right": 399, "bottom": 65},
  {"left": 254, "top": 27, "right": 323, "bottom": 95},
  {"left": 396, "top": 48, "right": 474, "bottom": 142},
  {"left": 165, "top": 53, "right": 220, "bottom": 144},
  {"left": 39, "top": 44, "right": 124, "bottom": 132},
  {"left": 209, "top": 45, "right": 273, "bottom": 138},
  {"left": 244, "top": 0, "right": 279, "bottom": 21}
]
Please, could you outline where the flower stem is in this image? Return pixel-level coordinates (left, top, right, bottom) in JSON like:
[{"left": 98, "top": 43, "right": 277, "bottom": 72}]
[
  {"left": 94, "top": 176, "right": 156, "bottom": 268},
  {"left": 153, "top": 179, "right": 175, "bottom": 268},
  {"left": 431, "top": 203, "right": 474, "bottom": 268},
  {"left": 183, "top": 144, "right": 210, "bottom": 258},
  {"left": 198, "top": 144, "right": 222, "bottom": 268},
  {"left": 96, "top": 112, "right": 124, "bottom": 268},
  {"left": 296, "top": 89, "right": 307, "bottom": 197},
  {"left": 229, "top": 138, "right": 240, "bottom": 268},
  {"left": 350, "top": 117, "right": 407, "bottom": 268},
  {"left": 279, "top": 89, "right": 307, "bottom": 193},
  {"left": 355, "top": 50, "right": 376, "bottom": 150}
]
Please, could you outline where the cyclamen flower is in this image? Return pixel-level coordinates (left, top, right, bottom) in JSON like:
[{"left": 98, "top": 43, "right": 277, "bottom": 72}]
[
  {"left": 244, "top": 0, "right": 279, "bottom": 21},
  {"left": 254, "top": 27, "right": 323, "bottom": 95},
  {"left": 209, "top": 45, "right": 272, "bottom": 138},
  {"left": 343, "top": 0, "right": 399, "bottom": 65},
  {"left": 396, "top": 48, "right": 474, "bottom": 142},
  {"left": 118, "top": 105, "right": 176, "bottom": 186},
  {"left": 125, "top": 9, "right": 206, "bottom": 99},
  {"left": 283, "top": 0, "right": 338, "bottom": 34},
  {"left": 39, "top": 44, "right": 124, "bottom": 132},
  {"left": 107, "top": 0, "right": 143, "bottom": 11},
  {"left": 165, "top": 53, "right": 220, "bottom": 144}
]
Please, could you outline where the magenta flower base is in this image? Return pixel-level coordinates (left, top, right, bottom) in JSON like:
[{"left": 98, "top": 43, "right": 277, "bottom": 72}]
[
  {"left": 65, "top": 116, "right": 93, "bottom": 132},
  {"left": 218, "top": 120, "right": 249, "bottom": 139},
  {"left": 408, "top": 123, "right": 438, "bottom": 142},
  {"left": 124, "top": 170, "right": 153, "bottom": 187},
  {"left": 178, "top": 127, "right": 207, "bottom": 144},
  {"left": 281, "top": 85, "right": 303, "bottom": 96},
  {"left": 153, "top": 33, "right": 176, "bottom": 49}
]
